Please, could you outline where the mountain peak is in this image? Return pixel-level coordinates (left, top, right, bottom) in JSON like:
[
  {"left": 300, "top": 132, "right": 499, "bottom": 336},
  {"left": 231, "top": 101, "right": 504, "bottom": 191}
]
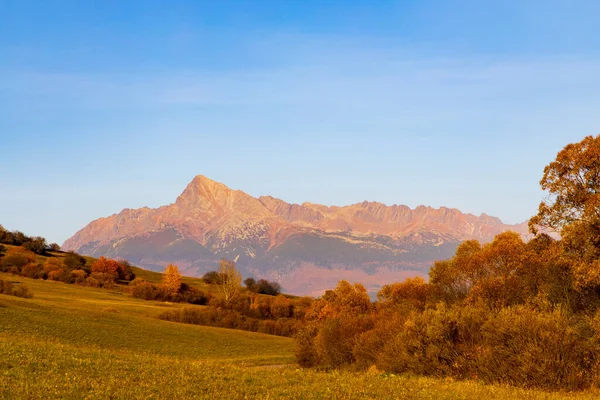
[{"left": 175, "top": 175, "right": 233, "bottom": 209}]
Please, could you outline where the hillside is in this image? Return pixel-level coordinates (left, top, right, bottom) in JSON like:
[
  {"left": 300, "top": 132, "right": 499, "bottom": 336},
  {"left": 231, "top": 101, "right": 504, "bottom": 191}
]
[
  {"left": 63, "top": 175, "right": 528, "bottom": 296},
  {"left": 1, "top": 274, "right": 596, "bottom": 399}
]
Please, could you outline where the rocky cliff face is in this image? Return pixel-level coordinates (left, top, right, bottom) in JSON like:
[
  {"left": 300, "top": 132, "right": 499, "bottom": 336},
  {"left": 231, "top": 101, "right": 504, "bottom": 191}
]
[{"left": 63, "top": 175, "right": 528, "bottom": 296}]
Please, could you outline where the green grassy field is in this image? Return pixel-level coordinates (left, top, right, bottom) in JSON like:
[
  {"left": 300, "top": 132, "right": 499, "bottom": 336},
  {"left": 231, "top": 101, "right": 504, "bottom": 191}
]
[{"left": 2, "top": 273, "right": 600, "bottom": 399}]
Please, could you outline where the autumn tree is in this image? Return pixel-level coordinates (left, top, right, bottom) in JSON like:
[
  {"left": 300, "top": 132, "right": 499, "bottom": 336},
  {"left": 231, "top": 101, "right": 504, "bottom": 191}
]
[
  {"left": 530, "top": 135, "right": 600, "bottom": 253},
  {"left": 429, "top": 232, "right": 543, "bottom": 309},
  {"left": 162, "top": 264, "right": 182, "bottom": 296},
  {"left": 91, "top": 256, "right": 120, "bottom": 280},
  {"left": 216, "top": 259, "right": 242, "bottom": 307},
  {"left": 528, "top": 134, "right": 600, "bottom": 295},
  {"left": 378, "top": 276, "right": 433, "bottom": 310}
]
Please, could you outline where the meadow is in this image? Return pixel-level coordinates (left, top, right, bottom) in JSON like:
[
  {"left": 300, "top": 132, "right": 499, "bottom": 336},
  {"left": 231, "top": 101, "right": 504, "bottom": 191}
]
[{"left": 1, "top": 273, "right": 599, "bottom": 399}]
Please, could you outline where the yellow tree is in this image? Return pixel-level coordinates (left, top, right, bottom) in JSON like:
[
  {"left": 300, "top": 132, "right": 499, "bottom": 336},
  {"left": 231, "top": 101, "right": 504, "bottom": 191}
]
[
  {"left": 216, "top": 259, "right": 242, "bottom": 307},
  {"left": 162, "top": 264, "right": 182, "bottom": 296}
]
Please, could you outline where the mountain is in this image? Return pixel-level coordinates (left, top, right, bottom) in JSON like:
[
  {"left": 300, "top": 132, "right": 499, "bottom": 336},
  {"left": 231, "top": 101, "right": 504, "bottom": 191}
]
[{"left": 63, "top": 175, "right": 529, "bottom": 296}]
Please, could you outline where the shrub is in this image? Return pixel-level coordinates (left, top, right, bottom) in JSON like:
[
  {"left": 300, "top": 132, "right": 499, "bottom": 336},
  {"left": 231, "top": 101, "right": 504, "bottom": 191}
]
[
  {"left": 128, "top": 277, "right": 147, "bottom": 287},
  {"left": 255, "top": 279, "right": 282, "bottom": 296},
  {"left": 64, "top": 252, "right": 88, "bottom": 272},
  {"left": 158, "top": 307, "right": 297, "bottom": 337},
  {"left": 48, "top": 243, "right": 61, "bottom": 252},
  {"left": 0, "top": 279, "right": 33, "bottom": 298},
  {"left": 244, "top": 277, "right": 257, "bottom": 291},
  {"left": 43, "top": 258, "right": 65, "bottom": 276},
  {"left": 131, "top": 282, "right": 162, "bottom": 300},
  {"left": 22, "top": 237, "right": 47, "bottom": 255},
  {"left": 177, "top": 284, "right": 210, "bottom": 305},
  {"left": 314, "top": 314, "right": 374, "bottom": 368},
  {"left": 21, "top": 263, "right": 44, "bottom": 279},
  {"left": 0, "top": 247, "right": 37, "bottom": 272},
  {"left": 202, "top": 271, "right": 222, "bottom": 284},
  {"left": 48, "top": 268, "right": 72, "bottom": 283},
  {"left": 116, "top": 259, "right": 135, "bottom": 281},
  {"left": 5, "top": 266, "right": 19, "bottom": 275},
  {"left": 71, "top": 269, "right": 87, "bottom": 284},
  {"left": 271, "top": 295, "right": 294, "bottom": 319},
  {"left": 294, "top": 325, "right": 320, "bottom": 367},
  {"left": 477, "top": 306, "right": 597, "bottom": 390},
  {"left": 86, "top": 272, "right": 116, "bottom": 289}
]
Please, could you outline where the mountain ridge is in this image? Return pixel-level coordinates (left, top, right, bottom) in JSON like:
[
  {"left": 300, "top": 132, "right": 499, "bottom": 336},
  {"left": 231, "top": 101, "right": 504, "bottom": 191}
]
[{"left": 63, "top": 175, "right": 528, "bottom": 295}]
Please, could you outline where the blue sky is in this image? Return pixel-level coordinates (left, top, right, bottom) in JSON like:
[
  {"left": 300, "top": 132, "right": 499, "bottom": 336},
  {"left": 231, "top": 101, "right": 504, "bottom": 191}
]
[{"left": 1, "top": 0, "right": 599, "bottom": 245}]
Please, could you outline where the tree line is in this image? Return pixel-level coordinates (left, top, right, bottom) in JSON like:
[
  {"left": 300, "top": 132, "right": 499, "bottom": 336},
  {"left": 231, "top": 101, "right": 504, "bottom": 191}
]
[{"left": 0, "top": 227, "right": 60, "bottom": 255}]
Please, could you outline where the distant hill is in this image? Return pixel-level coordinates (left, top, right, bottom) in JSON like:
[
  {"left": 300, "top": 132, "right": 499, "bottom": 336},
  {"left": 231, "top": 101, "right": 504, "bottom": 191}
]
[{"left": 63, "top": 175, "right": 528, "bottom": 296}]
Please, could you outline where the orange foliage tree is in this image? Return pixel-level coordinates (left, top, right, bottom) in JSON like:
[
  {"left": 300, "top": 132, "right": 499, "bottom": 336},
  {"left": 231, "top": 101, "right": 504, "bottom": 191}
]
[{"left": 91, "top": 256, "right": 120, "bottom": 280}]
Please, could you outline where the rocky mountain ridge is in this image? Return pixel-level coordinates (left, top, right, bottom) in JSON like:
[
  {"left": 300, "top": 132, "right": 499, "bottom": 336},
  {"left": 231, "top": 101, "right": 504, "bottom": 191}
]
[{"left": 63, "top": 175, "right": 528, "bottom": 296}]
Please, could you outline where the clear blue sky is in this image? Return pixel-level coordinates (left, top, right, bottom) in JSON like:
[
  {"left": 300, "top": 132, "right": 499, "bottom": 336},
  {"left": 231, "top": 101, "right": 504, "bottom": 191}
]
[{"left": 1, "top": 0, "right": 599, "bottom": 245}]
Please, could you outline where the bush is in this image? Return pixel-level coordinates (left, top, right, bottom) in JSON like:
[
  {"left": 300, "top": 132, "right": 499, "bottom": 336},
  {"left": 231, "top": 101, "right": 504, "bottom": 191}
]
[
  {"left": 86, "top": 272, "right": 117, "bottom": 289},
  {"left": 202, "top": 271, "right": 222, "bottom": 284},
  {"left": 116, "top": 259, "right": 135, "bottom": 281},
  {"left": 177, "top": 283, "right": 211, "bottom": 305},
  {"left": 0, "top": 279, "right": 33, "bottom": 298},
  {"left": 131, "top": 282, "right": 163, "bottom": 300},
  {"left": 22, "top": 237, "right": 47, "bottom": 255},
  {"left": 294, "top": 325, "right": 320, "bottom": 367},
  {"left": 128, "top": 277, "right": 147, "bottom": 287},
  {"left": 157, "top": 307, "right": 298, "bottom": 337},
  {"left": 48, "top": 243, "right": 61, "bottom": 252},
  {"left": 64, "top": 252, "right": 88, "bottom": 272},
  {"left": 21, "top": 263, "right": 44, "bottom": 279},
  {"left": 0, "top": 247, "right": 37, "bottom": 272},
  {"left": 244, "top": 277, "right": 257, "bottom": 291},
  {"left": 245, "top": 278, "right": 282, "bottom": 296},
  {"left": 71, "top": 269, "right": 87, "bottom": 284},
  {"left": 43, "top": 258, "right": 64, "bottom": 277},
  {"left": 477, "top": 306, "right": 597, "bottom": 390},
  {"left": 48, "top": 268, "right": 72, "bottom": 283}
]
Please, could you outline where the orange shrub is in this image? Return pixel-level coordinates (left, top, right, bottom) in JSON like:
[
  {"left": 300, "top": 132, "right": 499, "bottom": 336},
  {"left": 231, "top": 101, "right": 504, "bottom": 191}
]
[
  {"left": 71, "top": 269, "right": 87, "bottom": 284},
  {"left": 1, "top": 246, "right": 36, "bottom": 272},
  {"left": 21, "top": 263, "right": 44, "bottom": 279}
]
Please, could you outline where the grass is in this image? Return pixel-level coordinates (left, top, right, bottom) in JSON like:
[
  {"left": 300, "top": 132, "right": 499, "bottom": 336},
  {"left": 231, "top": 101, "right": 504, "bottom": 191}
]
[{"left": 2, "top": 275, "right": 600, "bottom": 398}]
